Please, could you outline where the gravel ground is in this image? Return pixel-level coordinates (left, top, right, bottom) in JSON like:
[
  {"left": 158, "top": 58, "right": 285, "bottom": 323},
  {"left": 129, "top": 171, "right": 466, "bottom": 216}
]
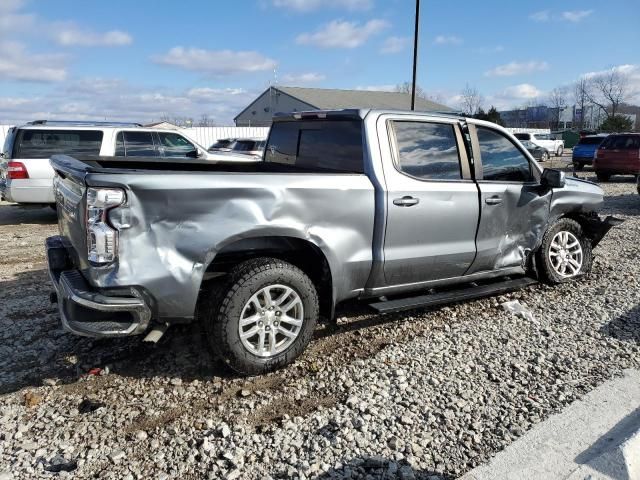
[{"left": 0, "top": 167, "right": 639, "bottom": 480}]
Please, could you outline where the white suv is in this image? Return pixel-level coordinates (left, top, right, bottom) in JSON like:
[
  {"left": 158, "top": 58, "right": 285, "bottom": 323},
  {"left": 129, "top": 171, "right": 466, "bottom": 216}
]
[{"left": 0, "top": 120, "right": 256, "bottom": 205}]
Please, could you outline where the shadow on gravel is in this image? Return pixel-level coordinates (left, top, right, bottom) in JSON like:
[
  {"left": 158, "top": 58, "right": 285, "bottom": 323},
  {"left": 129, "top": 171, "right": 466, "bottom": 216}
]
[
  {"left": 600, "top": 304, "right": 640, "bottom": 344},
  {"left": 314, "top": 457, "right": 447, "bottom": 480},
  {"left": 0, "top": 203, "right": 58, "bottom": 226},
  {"left": 602, "top": 194, "right": 640, "bottom": 217}
]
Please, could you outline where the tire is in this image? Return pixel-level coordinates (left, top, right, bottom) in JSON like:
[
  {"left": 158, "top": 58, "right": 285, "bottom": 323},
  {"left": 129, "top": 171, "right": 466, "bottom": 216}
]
[
  {"left": 199, "top": 257, "right": 319, "bottom": 375},
  {"left": 556, "top": 146, "right": 564, "bottom": 157},
  {"left": 573, "top": 162, "right": 584, "bottom": 171},
  {"left": 596, "top": 172, "right": 610, "bottom": 182},
  {"left": 540, "top": 152, "right": 549, "bottom": 162},
  {"left": 536, "top": 218, "right": 593, "bottom": 285}
]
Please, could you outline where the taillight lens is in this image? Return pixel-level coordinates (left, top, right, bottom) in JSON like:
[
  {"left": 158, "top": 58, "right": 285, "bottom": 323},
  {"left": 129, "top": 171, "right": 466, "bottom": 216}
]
[
  {"left": 86, "top": 188, "right": 125, "bottom": 264},
  {"left": 8, "top": 161, "right": 28, "bottom": 179}
]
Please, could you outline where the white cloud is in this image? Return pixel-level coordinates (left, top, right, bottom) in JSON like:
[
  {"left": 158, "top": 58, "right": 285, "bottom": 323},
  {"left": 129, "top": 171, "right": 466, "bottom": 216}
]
[
  {"left": 355, "top": 84, "right": 396, "bottom": 92},
  {"left": 272, "top": 0, "right": 372, "bottom": 12},
  {"left": 380, "top": 36, "right": 409, "bottom": 54},
  {"left": 433, "top": 35, "right": 463, "bottom": 46},
  {"left": 561, "top": 10, "right": 594, "bottom": 22},
  {"left": 0, "top": 0, "right": 35, "bottom": 31},
  {"left": 0, "top": 41, "right": 67, "bottom": 82},
  {"left": 281, "top": 72, "right": 326, "bottom": 83},
  {"left": 54, "top": 26, "right": 133, "bottom": 47},
  {"left": 0, "top": 78, "right": 257, "bottom": 125},
  {"left": 582, "top": 64, "right": 640, "bottom": 103},
  {"left": 296, "top": 19, "right": 389, "bottom": 48},
  {"left": 152, "top": 47, "right": 277, "bottom": 76},
  {"left": 530, "top": 9, "right": 594, "bottom": 23},
  {"left": 485, "top": 60, "right": 549, "bottom": 77}
]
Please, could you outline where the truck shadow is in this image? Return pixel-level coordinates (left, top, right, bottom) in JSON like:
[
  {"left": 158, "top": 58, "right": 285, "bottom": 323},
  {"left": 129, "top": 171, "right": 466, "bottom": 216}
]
[
  {"left": 599, "top": 304, "right": 640, "bottom": 344},
  {"left": 311, "top": 456, "right": 448, "bottom": 480},
  {"left": 601, "top": 194, "right": 640, "bottom": 217}
]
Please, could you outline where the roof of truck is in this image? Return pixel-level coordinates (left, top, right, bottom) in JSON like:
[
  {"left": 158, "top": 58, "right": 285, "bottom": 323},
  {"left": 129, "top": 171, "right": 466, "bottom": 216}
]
[{"left": 272, "top": 108, "right": 465, "bottom": 122}]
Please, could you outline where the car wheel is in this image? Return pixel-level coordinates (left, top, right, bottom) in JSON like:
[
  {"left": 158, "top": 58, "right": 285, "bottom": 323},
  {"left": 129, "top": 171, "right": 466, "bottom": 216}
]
[
  {"left": 199, "top": 257, "right": 318, "bottom": 375},
  {"left": 596, "top": 172, "right": 611, "bottom": 182},
  {"left": 556, "top": 146, "right": 564, "bottom": 157},
  {"left": 536, "top": 218, "right": 592, "bottom": 285},
  {"left": 573, "top": 162, "right": 584, "bottom": 171},
  {"left": 540, "top": 152, "right": 549, "bottom": 162}
]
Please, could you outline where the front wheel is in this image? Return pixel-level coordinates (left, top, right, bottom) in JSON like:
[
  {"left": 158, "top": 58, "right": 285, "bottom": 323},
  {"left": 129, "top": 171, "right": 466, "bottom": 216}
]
[
  {"left": 536, "top": 218, "right": 592, "bottom": 284},
  {"left": 540, "top": 152, "right": 549, "bottom": 162},
  {"left": 556, "top": 146, "right": 564, "bottom": 157},
  {"left": 199, "top": 257, "right": 319, "bottom": 375}
]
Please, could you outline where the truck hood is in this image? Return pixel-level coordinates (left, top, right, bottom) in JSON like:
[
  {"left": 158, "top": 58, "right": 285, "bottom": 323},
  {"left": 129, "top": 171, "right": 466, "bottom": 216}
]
[{"left": 550, "top": 175, "right": 604, "bottom": 216}]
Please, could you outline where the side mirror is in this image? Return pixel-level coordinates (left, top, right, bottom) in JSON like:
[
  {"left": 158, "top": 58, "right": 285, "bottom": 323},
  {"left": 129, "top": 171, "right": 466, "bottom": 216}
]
[
  {"left": 541, "top": 168, "right": 565, "bottom": 188},
  {"left": 185, "top": 148, "right": 204, "bottom": 159}
]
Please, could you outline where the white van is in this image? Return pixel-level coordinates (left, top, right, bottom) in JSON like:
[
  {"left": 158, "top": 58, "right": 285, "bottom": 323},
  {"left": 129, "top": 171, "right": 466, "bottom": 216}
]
[{"left": 0, "top": 120, "right": 258, "bottom": 205}]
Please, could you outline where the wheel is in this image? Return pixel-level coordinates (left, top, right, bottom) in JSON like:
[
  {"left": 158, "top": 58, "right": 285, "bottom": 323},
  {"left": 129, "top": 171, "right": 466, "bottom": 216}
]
[
  {"left": 556, "top": 146, "right": 564, "bottom": 157},
  {"left": 536, "top": 218, "right": 592, "bottom": 285},
  {"left": 637, "top": 176, "right": 640, "bottom": 195},
  {"left": 596, "top": 172, "right": 610, "bottom": 182},
  {"left": 540, "top": 152, "right": 549, "bottom": 162},
  {"left": 49, "top": 203, "right": 57, "bottom": 211},
  {"left": 199, "top": 257, "right": 319, "bottom": 375},
  {"left": 573, "top": 162, "right": 584, "bottom": 171}
]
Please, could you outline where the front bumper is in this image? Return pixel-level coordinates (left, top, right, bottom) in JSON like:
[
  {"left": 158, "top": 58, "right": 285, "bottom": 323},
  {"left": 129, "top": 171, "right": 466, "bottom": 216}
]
[{"left": 46, "top": 236, "right": 151, "bottom": 337}]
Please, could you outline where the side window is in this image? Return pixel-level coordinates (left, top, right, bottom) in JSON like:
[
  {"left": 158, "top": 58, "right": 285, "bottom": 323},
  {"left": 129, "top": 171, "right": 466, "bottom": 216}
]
[
  {"left": 157, "top": 132, "right": 196, "bottom": 157},
  {"left": 122, "top": 131, "right": 157, "bottom": 157},
  {"left": 115, "top": 132, "right": 125, "bottom": 156},
  {"left": 13, "top": 129, "right": 103, "bottom": 158},
  {"left": 477, "top": 127, "right": 533, "bottom": 182},
  {"left": 392, "top": 121, "right": 461, "bottom": 180}
]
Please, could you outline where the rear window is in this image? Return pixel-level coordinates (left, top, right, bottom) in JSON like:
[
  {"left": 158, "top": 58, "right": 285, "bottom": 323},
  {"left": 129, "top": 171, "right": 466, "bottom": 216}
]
[
  {"left": 233, "top": 140, "right": 259, "bottom": 152},
  {"left": 577, "top": 136, "right": 606, "bottom": 146},
  {"left": 514, "top": 133, "right": 531, "bottom": 141},
  {"left": 600, "top": 135, "right": 640, "bottom": 150},
  {"left": 13, "top": 129, "right": 103, "bottom": 158},
  {"left": 265, "top": 120, "right": 364, "bottom": 173}
]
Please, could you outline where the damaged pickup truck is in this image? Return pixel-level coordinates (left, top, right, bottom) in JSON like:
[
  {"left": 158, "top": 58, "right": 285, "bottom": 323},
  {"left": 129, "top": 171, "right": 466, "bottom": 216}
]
[{"left": 46, "top": 109, "right": 621, "bottom": 374}]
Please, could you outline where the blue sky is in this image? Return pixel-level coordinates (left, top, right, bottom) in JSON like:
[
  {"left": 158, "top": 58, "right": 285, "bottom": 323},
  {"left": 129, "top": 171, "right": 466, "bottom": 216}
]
[{"left": 0, "top": 0, "right": 638, "bottom": 124}]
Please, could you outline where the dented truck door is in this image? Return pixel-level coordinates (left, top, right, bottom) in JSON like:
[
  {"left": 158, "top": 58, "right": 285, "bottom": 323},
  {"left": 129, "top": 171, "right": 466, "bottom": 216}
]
[{"left": 466, "top": 123, "right": 552, "bottom": 274}]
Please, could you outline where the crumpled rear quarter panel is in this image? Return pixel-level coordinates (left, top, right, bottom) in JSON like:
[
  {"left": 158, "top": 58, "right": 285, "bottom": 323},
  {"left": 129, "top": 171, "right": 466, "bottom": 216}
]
[{"left": 83, "top": 172, "right": 375, "bottom": 320}]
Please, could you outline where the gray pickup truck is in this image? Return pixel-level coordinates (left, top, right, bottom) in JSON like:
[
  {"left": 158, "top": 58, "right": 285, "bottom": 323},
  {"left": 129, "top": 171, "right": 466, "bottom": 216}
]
[{"left": 46, "top": 109, "right": 620, "bottom": 374}]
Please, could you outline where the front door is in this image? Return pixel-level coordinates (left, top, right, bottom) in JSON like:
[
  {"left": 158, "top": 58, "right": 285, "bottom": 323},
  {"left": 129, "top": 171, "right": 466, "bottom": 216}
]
[
  {"left": 380, "top": 116, "right": 480, "bottom": 286},
  {"left": 467, "top": 124, "right": 551, "bottom": 274}
]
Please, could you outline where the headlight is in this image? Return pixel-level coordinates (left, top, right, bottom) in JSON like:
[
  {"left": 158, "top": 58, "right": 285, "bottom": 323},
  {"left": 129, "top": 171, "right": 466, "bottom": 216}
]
[{"left": 86, "top": 187, "right": 125, "bottom": 264}]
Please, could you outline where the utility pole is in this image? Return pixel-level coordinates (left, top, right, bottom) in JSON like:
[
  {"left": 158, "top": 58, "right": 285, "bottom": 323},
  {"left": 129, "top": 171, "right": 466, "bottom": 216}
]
[{"left": 411, "top": 0, "right": 420, "bottom": 111}]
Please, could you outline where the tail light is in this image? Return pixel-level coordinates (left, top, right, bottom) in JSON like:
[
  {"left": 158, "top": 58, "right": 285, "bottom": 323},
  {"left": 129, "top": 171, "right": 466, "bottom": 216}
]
[
  {"left": 7, "top": 161, "right": 28, "bottom": 179},
  {"left": 86, "top": 188, "right": 125, "bottom": 264}
]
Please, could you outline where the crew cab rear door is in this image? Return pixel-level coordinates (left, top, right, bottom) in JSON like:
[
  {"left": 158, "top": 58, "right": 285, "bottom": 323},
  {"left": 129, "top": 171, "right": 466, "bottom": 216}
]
[
  {"left": 466, "top": 122, "right": 551, "bottom": 274},
  {"left": 378, "top": 114, "right": 479, "bottom": 286}
]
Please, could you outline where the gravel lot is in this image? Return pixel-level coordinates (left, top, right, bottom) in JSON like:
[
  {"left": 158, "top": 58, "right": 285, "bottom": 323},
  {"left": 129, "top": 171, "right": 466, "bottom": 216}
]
[{"left": 0, "top": 167, "right": 639, "bottom": 480}]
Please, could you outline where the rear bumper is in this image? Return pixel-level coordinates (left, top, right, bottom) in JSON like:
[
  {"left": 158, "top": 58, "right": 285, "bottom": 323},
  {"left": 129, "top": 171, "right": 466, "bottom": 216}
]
[
  {"left": 2, "top": 178, "right": 55, "bottom": 204},
  {"left": 46, "top": 236, "right": 151, "bottom": 337},
  {"left": 572, "top": 155, "right": 593, "bottom": 164}
]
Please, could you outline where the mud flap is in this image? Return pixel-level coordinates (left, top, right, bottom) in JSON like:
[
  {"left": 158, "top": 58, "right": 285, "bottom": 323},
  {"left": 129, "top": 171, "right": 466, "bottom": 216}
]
[{"left": 583, "top": 215, "right": 624, "bottom": 249}]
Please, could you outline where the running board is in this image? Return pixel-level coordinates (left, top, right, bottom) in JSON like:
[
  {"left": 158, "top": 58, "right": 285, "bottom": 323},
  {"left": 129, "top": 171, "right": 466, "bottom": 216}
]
[{"left": 369, "top": 276, "right": 538, "bottom": 314}]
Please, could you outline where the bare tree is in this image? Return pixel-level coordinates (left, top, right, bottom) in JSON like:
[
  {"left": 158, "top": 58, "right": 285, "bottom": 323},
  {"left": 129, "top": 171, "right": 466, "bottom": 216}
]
[
  {"left": 585, "top": 67, "right": 629, "bottom": 119},
  {"left": 459, "top": 84, "right": 484, "bottom": 116},
  {"left": 395, "top": 81, "right": 427, "bottom": 99},
  {"left": 198, "top": 114, "right": 215, "bottom": 127},
  {"left": 573, "top": 78, "right": 590, "bottom": 130},
  {"left": 548, "top": 87, "right": 568, "bottom": 130}
]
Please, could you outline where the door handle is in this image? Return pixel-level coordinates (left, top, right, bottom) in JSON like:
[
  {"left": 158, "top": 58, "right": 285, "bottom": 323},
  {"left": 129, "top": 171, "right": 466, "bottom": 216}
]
[
  {"left": 393, "top": 196, "right": 420, "bottom": 207},
  {"left": 485, "top": 196, "right": 503, "bottom": 205}
]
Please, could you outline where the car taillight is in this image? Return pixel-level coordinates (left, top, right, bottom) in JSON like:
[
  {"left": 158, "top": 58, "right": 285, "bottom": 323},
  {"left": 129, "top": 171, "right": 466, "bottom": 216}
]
[
  {"left": 86, "top": 187, "right": 125, "bottom": 264},
  {"left": 7, "top": 161, "right": 28, "bottom": 179}
]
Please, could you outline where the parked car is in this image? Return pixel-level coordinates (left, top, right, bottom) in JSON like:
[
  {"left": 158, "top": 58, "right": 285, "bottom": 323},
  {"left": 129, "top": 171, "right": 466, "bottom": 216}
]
[
  {"left": 520, "top": 140, "right": 550, "bottom": 162},
  {"left": 46, "top": 109, "right": 620, "bottom": 375},
  {"left": 514, "top": 132, "right": 565, "bottom": 157},
  {"left": 593, "top": 133, "right": 640, "bottom": 182},
  {"left": 0, "top": 121, "right": 256, "bottom": 205},
  {"left": 230, "top": 138, "right": 266, "bottom": 158},
  {"left": 572, "top": 135, "right": 608, "bottom": 171},
  {"left": 208, "top": 138, "right": 236, "bottom": 152}
]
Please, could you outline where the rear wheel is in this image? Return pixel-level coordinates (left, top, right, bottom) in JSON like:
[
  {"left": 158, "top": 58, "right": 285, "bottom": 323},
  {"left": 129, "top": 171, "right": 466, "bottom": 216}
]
[
  {"left": 556, "top": 146, "right": 564, "bottom": 157},
  {"left": 199, "top": 257, "right": 319, "bottom": 375},
  {"left": 536, "top": 218, "right": 592, "bottom": 284},
  {"left": 540, "top": 152, "right": 549, "bottom": 162},
  {"left": 596, "top": 172, "right": 611, "bottom": 182},
  {"left": 573, "top": 162, "right": 584, "bottom": 171}
]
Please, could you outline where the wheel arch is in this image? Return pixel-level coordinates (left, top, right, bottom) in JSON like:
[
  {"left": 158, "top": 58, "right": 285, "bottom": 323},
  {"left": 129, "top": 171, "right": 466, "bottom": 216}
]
[{"left": 200, "top": 235, "right": 335, "bottom": 321}]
